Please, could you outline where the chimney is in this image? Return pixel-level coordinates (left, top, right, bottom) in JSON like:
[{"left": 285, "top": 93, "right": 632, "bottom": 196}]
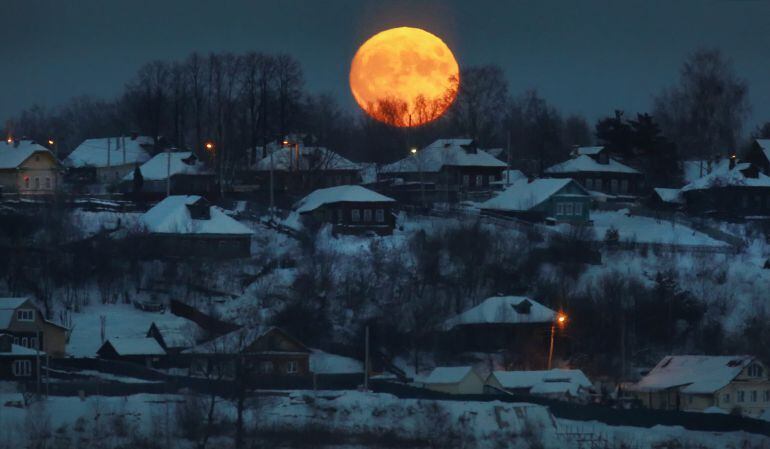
[{"left": 130, "top": 132, "right": 138, "bottom": 141}]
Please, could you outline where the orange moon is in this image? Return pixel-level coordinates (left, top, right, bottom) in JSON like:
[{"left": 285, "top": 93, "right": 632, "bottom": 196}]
[{"left": 349, "top": 27, "right": 460, "bottom": 128}]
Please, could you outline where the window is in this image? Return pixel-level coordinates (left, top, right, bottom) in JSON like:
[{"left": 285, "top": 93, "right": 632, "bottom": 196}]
[
  {"left": 286, "top": 361, "right": 298, "bottom": 374},
  {"left": 556, "top": 203, "right": 565, "bottom": 215},
  {"left": 24, "top": 177, "right": 29, "bottom": 188},
  {"left": 574, "top": 203, "right": 583, "bottom": 216},
  {"left": 30, "top": 337, "right": 37, "bottom": 349},
  {"left": 610, "top": 179, "right": 619, "bottom": 194},
  {"left": 12, "top": 337, "right": 19, "bottom": 345},
  {"left": 475, "top": 175, "right": 483, "bottom": 186},
  {"left": 564, "top": 203, "right": 574, "bottom": 216},
  {"left": 12, "top": 360, "right": 31, "bottom": 377},
  {"left": 35, "top": 155, "right": 40, "bottom": 162},
  {"left": 585, "top": 179, "right": 593, "bottom": 190},
  {"left": 595, "top": 179, "right": 602, "bottom": 191},
  {"left": 363, "top": 209, "right": 373, "bottom": 222},
  {"left": 462, "top": 175, "right": 470, "bottom": 186},
  {"left": 738, "top": 391, "right": 746, "bottom": 403},
  {"left": 351, "top": 209, "right": 361, "bottom": 222},
  {"left": 751, "top": 390, "right": 758, "bottom": 403},
  {"left": 488, "top": 175, "right": 495, "bottom": 184},
  {"left": 336, "top": 209, "right": 344, "bottom": 223},
  {"left": 723, "top": 393, "right": 731, "bottom": 404},
  {"left": 34, "top": 177, "right": 39, "bottom": 189},
  {"left": 620, "top": 179, "right": 629, "bottom": 194},
  {"left": 259, "top": 361, "right": 273, "bottom": 374},
  {"left": 45, "top": 177, "right": 51, "bottom": 189},
  {"left": 748, "top": 364, "right": 764, "bottom": 377},
  {"left": 375, "top": 209, "right": 385, "bottom": 223},
  {"left": 20, "top": 337, "right": 28, "bottom": 348},
  {"left": 16, "top": 309, "right": 34, "bottom": 322},
  {"left": 764, "top": 390, "right": 770, "bottom": 402}
]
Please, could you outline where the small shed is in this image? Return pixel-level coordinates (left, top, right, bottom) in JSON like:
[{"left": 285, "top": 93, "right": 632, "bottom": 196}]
[
  {"left": 146, "top": 321, "right": 197, "bottom": 354},
  {"left": 486, "top": 369, "right": 593, "bottom": 402},
  {"left": 422, "top": 366, "right": 485, "bottom": 395},
  {"left": 97, "top": 337, "right": 166, "bottom": 367},
  {"left": 294, "top": 185, "right": 397, "bottom": 235}
]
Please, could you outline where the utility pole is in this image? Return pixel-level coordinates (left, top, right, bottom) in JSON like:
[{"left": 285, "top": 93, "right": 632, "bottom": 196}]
[
  {"left": 506, "top": 130, "right": 512, "bottom": 186},
  {"left": 547, "top": 321, "right": 556, "bottom": 370},
  {"left": 364, "top": 325, "right": 370, "bottom": 391},
  {"left": 122, "top": 135, "right": 126, "bottom": 165},
  {"left": 166, "top": 146, "right": 171, "bottom": 197},
  {"left": 269, "top": 149, "right": 275, "bottom": 218},
  {"left": 106, "top": 137, "right": 111, "bottom": 182}
]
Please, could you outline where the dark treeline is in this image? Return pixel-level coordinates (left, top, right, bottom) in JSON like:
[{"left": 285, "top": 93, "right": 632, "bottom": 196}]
[{"left": 4, "top": 48, "right": 766, "bottom": 183}]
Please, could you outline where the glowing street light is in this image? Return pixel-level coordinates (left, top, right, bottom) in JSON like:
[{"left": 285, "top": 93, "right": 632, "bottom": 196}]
[
  {"left": 6, "top": 137, "right": 12, "bottom": 145},
  {"left": 410, "top": 147, "right": 417, "bottom": 155},
  {"left": 204, "top": 141, "right": 215, "bottom": 152},
  {"left": 548, "top": 312, "right": 568, "bottom": 370},
  {"left": 47, "top": 139, "right": 54, "bottom": 146}
]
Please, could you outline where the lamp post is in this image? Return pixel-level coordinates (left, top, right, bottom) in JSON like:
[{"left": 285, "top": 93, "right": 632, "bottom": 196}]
[
  {"left": 547, "top": 313, "right": 567, "bottom": 370},
  {"left": 410, "top": 147, "right": 425, "bottom": 207},
  {"left": 204, "top": 141, "right": 216, "bottom": 196}
]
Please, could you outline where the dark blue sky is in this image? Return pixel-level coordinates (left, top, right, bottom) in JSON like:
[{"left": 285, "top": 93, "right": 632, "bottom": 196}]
[{"left": 2, "top": 0, "right": 769, "bottom": 129}]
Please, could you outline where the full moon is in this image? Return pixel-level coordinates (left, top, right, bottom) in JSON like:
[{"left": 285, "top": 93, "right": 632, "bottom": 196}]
[{"left": 349, "top": 27, "right": 460, "bottom": 128}]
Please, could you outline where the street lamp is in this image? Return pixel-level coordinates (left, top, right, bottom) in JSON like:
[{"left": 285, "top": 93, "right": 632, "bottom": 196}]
[
  {"left": 410, "top": 147, "right": 425, "bottom": 207},
  {"left": 547, "top": 312, "right": 567, "bottom": 370}
]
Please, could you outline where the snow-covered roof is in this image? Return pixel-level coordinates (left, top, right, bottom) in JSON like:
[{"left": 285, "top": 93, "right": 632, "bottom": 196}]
[
  {"left": 149, "top": 322, "right": 196, "bottom": 349},
  {"left": 123, "top": 151, "right": 211, "bottom": 181},
  {"left": 255, "top": 146, "right": 360, "bottom": 172},
  {"left": 0, "top": 297, "right": 31, "bottom": 328},
  {"left": 480, "top": 178, "right": 587, "bottom": 212},
  {"left": 140, "top": 195, "right": 252, "bottom": 235},
  {"left": 0, "top": 140, "right": 58, "bottom": 169},
  {"left": 573, "top": 146, "right": 604, "bottom": 156},
  {"left": 65, "top": 136, "right": 152, "bottom": 168},
  {"left": 653, "top": 188, "right": 684, "bottom": 204},
  {"left": 102, "top": 337, "right": 165, "bottom": 356},
  {"left": 310, "top": 349, "right": 363, "bottom": 374},
  {"left": 185, "top": 326, "right": 309, "bottom": 355},
  {"left": 545, "top": 155, "right": 640, "bottom": 174},
  {"left": 633, "top": 355, "right": 755, "bottom": 394},
  {"left": 381, "top": 139, "right": 507, "bottom": 174},
  {"left": 424, "top": 366, "right": 477, "bottom": 384},
  {"left": 0, "top": 343, "right": 46, "bottom": 357},
  {"left": 489, "top": 369, "right": 592, "bottom": 391},
  {"left": 756, "top": 140, "right": 770, "bottom": 163},
  {"left": 681, "top": 162, "right": 770, "bottom": 192},
  {"left": 295, "top": 185, "right": 396, "bottom": 214},
  {"left": 682, "top": 159, "right": 731, "bottom": 184},
  {"left": 443, "top": 296, "right": 557, "bottom": 330}
]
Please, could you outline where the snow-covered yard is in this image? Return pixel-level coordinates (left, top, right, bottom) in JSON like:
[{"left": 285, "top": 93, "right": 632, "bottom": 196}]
[{"left": 587, "top": 209, "right": 729, "bottom": 247}]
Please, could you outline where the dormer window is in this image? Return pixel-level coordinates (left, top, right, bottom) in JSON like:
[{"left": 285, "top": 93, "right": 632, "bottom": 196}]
[
  {"left": 512, "top": 299, "right": 532, "bottom": 314},
  {"left": 186, "top": 198, "right": 211, "bottom": 220},
  {"left": 747, "top": 364, "right": 764, "bottom": 378},
  {"left": 16, "top": 309, "right": 34, "bottom": 322}
]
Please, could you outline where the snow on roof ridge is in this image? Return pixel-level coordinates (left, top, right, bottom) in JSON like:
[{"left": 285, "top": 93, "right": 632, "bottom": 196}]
[
  {"left": 140, "top": 195, "right": 253, "bottom": 235},
  {"left": 681, "top": 162, "right": 770, "bottom": 192},
  {"left": 480, "top": 178, "right": 585, "bottom": 212},
  {"left": 295, "top": 185, "right": 396, "bottom": 214},
  {"left": 443, "top": 295, "right": 557, "bottom": 330},
  {"left": 0, "top": 141, "right": 58, "bottom": 169},
  {"left": 65, "top": 136, "right": 152, "bottom": 168},
  {"left": 489, "top": 369, "right": 591, "bottom": 390},
  {"left": 545, "top": 154, "right": 640, "bottom": 174},
  {"left": 124, "top": 151, "right": 211, "bottom": 181},
  {"left": 424, "top": 366, "right": 476, "bottom": 384},
  {"left": 381, "top": 138, "right": 506, "bottom": 173},
  {"left": 105, "top": 337, "right": 165, "bottom": 356},
  {"left": 633, "top": 354, "right": 755, "bottom": 394}
]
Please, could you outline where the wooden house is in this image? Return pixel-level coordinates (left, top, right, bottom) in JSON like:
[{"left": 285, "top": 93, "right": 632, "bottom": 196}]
[
  {"left": 0, "top": 297, "right": 68, "bottom": 357},
  {"left": 545, "top": 146, "right": 644, "bottom": 197},
  {"left": 64, "top": 135, "right": 152, "bottom": 188},
  {"left": 378, "top": 139, "right": 506, "bottom": 203},
  {"left": 744, "top": 139, "right": 770, "bottom": 175},
  {"left": 0, "top": 140, "right": 61, "bottom": 195},
  {"left": 120, "top": 151, "right": 215, "bottom": 197},
  {"left": 679, "top": 160, "right": 770, "bottom": 218},
  {"left": 0, "top": 333, "right": 44, "bottom": 380},
  {"left": 422, "top": 366, "right": 485, "bottom": 395},
  {"left": 631, "top": 355, "right": 770, "bottom": 418},
  {"left": 138, "top": 195, "right": 253, "bottom": 258},
  {"left": 294, "top": 185, "right": 397, "bottom": 235},
  {"left": 96, "top": 337, "right": 166, "bottom": 367},
  {"left": 146, "top": 321, "right": 198, "bottom": 354},
  {"left": 185, "top": 326, "right": 311, "bottom": 381},
  {"left": 485, "top": 369, "right": 592, "bottom": 402},
  {"left": 479, "top": 178, "right": 591, "bottom": 224}
]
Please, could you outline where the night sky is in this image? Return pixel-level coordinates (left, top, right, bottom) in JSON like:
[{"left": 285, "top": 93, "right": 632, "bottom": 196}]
[{"left": 2, "top": 0, "right": 769, "bottom": 129}]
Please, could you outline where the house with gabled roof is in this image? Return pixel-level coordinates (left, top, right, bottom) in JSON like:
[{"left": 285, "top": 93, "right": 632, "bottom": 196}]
[
  {"left": 0, "top": 139, "right": 61, "bottom": 195},
  {"left": 120, "top": 151, "right": 214, "bottom": 196},
  {"left": 486, "top": 368, "right": 593, "bottom": 402},
  {"left": 745, "top": 139, "right": 770, "bottom": 176},
  {"left": 138, "top": 195, "right": 253, "bottom": 258},
  {"left": 0, "top": 333, "right": 46, "bottom": 380},
  {"left": 679, "top": 158, "right": 770, "bottom": 218},
  {"left": 65, "top": 135, "right": 153, "bottom": 186},
  {"left": 422, "top": 366, "right": 485, "bottom": 395},
  {"left": 378, "top": 138, "right": 506, "bottom": 202},
  {"left": 294, "top": 185, "right": 397, "bottom": 235},
  {"left": 96, "top": 337, "right": 166, "bottom": 367},
  {"left": 545, "top": 146, "right": 644, "bottom": 197},
  {"left": 480, "top": 178, "right": 591, "bottom": 223},
  {"left": 630, "top": 355, "right": 770, "bottom": 417},
  {"left": 0, "top": 297, "right": 68, "bottom": 357}
]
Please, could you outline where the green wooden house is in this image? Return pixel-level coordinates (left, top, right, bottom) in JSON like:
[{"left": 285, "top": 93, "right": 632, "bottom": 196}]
[{"left": 479, "top": 178, "right": 591, "bottom": 223}]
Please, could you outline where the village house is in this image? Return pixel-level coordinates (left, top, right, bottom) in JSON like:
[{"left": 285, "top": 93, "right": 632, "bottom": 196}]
[
  {"left": 442, "top": 296, "right": 559, "bottom": 361},
  {"left": 0, "top": 139, "right": 61, "bottom": 195},
  {"left": 138, "top": 195, "right": 253, "bottom": 258},
  {"left": 630, "top": 355, "right": 770, "bottom": 417},
  {"left": 146, "top": 321, "right": 198, "bottom": 355},
  {"left": 422, "top": 366, "right": 485, "bottom": 395},
  {"left": 252, "top": 143, "right": 362, "bottom": 195},
  {"left": 0, "top": 333, "right": 45, "bottom": 380},
  {"left": 378, "top": 138, "right": 507, "bottom": 203},
  {"left": 479, "top": 178, "right": 591, "bottom": 224},
  {"left": 679, "top": 159, "right": 770, "bottom": 218},
  {"left": 64, "top": 135, "right": 153, "bottom": 188},
  {"left": 0, "top": 297, "right": 68, "bottom": 357},
  {"left": 120, "top": 151, "right": 215, "bottom": 197},
  {"left": 294, "top": 185, "right": 397, "bottom": 235},
  {"left": 96, "top": 337, "right": 166, "bottom": 368},
  {"left": 485, "top": 369, "right": 593, "bottom": 402},
  {"left": 544, "top": 146, "right": 644, "bottom": 197},
  {"left": 184, "top": 326, "right": 311, "bottom": 381},
  {"left": 649, "top": 188, "right": 684, "bottom": 210},
  {"left": 744, "top": 139, "right": 770, "bottom": 176}
]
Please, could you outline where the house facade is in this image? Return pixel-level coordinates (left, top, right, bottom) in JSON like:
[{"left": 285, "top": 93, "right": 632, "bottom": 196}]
[
  {"left": 0, "top": 297, "right": 67, "bottom": 357},
  {"left": 680, "top": 160, "right": 770, "bottom": 218},
  {"left": 0, "top": 333, "right": 44, "bottom": 380},
  {"left": 294, "top": 185, "right": 397, "bottom": 235},
  {"left": 97, "top": 337, "right": 166, "bottom": 367},
  {"left": 480, "top": 178, "right": 591, "bottom": 224},
  {"left": 545, "top": 147, "right": 644, "bottom": 197},
  {"left": 138, "top": 195, "right": 253, "bottom": 258},
  {"left": 631, "top": 355, "right": 770, "bottom": 417},
  {"left": 0, "top": 140, "right": 61, "bottom": 195},
  {"left": 120, "top": 151, "right": 215, "bottom": 197}
]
